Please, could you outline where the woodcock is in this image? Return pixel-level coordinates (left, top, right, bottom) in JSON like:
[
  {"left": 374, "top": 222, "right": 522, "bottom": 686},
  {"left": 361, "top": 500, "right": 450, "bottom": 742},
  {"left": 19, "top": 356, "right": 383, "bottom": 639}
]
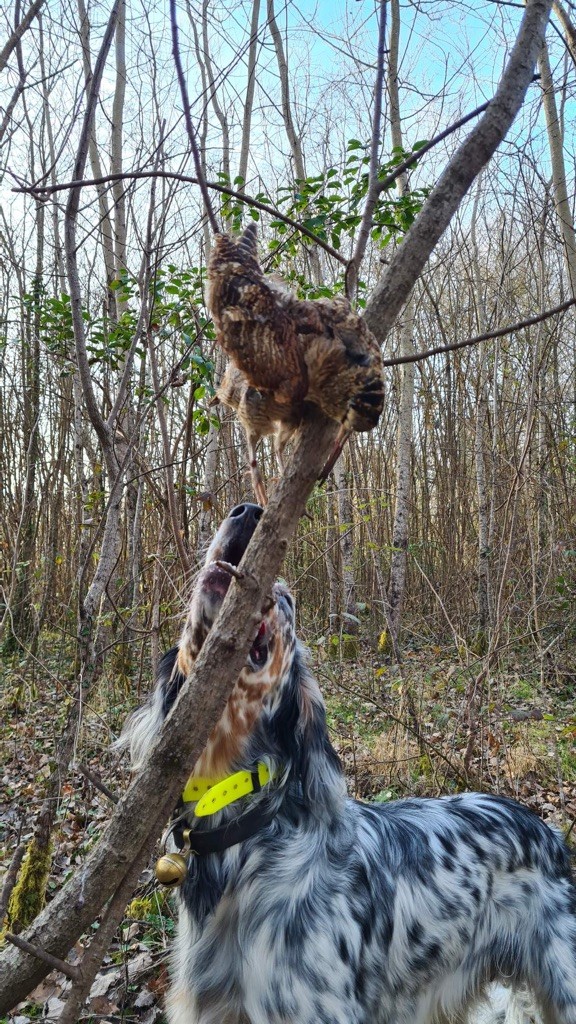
[{"left": 207, "top": 222, "right": 384, "bottom": 503}]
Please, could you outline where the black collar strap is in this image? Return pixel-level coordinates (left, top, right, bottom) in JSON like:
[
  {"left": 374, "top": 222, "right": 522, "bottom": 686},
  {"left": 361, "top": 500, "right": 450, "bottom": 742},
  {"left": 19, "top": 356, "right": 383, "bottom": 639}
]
[{"left": 177, "top": 800, "right": 278, "bottom": 858}]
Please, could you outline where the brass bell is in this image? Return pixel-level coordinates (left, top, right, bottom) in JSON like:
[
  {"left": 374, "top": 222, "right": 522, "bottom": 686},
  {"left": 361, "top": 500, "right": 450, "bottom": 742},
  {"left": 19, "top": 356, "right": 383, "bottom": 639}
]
[
  {"left": 155, "top": 851, "right": 188, "bottom": 887},
  {"left": 155, "top": 827, "right": 191, "bottom": 887}
]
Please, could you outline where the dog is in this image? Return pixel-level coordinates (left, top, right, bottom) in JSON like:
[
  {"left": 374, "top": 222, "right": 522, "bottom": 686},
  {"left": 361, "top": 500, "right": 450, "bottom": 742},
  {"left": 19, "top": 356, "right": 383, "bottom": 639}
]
[{"left": 120, "top": 503, "right": 576, "bottom": 1024}]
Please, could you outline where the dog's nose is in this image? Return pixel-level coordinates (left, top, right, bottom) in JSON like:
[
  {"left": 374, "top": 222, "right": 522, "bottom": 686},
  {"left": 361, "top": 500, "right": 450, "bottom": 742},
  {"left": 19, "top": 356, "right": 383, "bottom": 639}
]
[
  {"left": 219, "top": 503, "right": 263, "bottom": 565},
  {"left": 228, "top": 503, "right": 263, "bottom": 529}
]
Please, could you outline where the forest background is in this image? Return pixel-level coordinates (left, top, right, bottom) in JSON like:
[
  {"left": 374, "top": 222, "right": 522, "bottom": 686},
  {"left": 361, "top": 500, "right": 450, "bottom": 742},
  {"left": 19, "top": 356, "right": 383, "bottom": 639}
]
[{"left": 1, "top": 0, "right": 576, "bottom": 1018}]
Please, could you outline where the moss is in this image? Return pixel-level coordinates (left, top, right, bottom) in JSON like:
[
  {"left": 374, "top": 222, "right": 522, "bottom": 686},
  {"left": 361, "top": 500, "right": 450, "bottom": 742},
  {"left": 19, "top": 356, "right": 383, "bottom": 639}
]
[
  {"left": 126, "top": 896, "right": 155, "bottom": 920},
  {"left": 7, "top": 837, "right": 52, "bottom": 933}
]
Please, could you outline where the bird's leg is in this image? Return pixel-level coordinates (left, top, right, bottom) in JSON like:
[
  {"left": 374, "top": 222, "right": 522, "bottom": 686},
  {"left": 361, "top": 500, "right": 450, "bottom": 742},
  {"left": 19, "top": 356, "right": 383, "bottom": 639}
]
[
  {"left": 272, "top": 428, "right": 287, "bottom": 479},
  {"left": 318, "top": 425, "right": 351, "bottom": 482},
  {"left": 250, "top": 461, "right": 269, "bottom": 506},
  {"left": 246, "top": 434, "right": 268, "bottom": 506}
]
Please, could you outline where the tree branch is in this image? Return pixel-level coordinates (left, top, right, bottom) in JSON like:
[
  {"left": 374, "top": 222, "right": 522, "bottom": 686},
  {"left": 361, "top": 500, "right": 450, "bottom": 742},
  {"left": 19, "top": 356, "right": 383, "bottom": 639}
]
[
  {"left": 16, "top": 170, "right": 347, "bottom": 264},
  {"left": 363, "top": 0, "right": 553, "bottom": 342},
  {"left": 381, "top": 297, "right": 575, "bottom": 367},
  {"left": 0, "top": 0, "right": 45, "bottom": 74},
  {"left": 12, "top": 89, "right": 503, "bottom": 272},
  {"left": 4, "top": 933, "right": 78, "bottom": 981},
  {"left": 170, "top": 0, "right": 219, "bottom": 233},
  {"left": 64, "top": 0, "right": 121, "bottom": 452},
  {"left": 347, "top": 0, "right": 387, "bottom": 298}
]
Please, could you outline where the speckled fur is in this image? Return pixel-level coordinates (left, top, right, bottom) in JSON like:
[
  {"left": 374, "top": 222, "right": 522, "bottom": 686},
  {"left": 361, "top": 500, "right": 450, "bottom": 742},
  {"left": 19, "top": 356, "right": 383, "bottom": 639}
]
[{"left": 120, "top": 509, "right": 576, "bottom": 1024}]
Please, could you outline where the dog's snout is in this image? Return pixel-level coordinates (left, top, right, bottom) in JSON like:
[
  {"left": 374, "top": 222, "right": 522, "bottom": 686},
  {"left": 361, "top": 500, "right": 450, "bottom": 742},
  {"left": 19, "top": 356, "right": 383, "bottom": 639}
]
[{"left": 220, "top": 503, "right": 263, "bottom": 565}]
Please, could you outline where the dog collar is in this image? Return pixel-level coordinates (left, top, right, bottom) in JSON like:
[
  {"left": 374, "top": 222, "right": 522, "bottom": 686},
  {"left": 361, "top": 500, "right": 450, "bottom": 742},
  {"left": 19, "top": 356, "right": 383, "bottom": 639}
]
[
  {"left": 182, "top": 763, "right": 273, "bottom": 816},
  {"left": 186, "top": 801, "right": 278, "bottom": 857}
]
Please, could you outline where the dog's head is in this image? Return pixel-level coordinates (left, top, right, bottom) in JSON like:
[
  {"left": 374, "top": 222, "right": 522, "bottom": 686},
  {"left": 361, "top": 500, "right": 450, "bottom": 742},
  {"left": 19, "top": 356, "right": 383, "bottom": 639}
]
[
  {"left": 177, "top": 503, "right": 297, "bottom": 685},
  {"left": 121, "top": 503, "right": 344, "bottom": 815},
  {"left": 176, "top": 504, "right": 300, "bottom": 778}
]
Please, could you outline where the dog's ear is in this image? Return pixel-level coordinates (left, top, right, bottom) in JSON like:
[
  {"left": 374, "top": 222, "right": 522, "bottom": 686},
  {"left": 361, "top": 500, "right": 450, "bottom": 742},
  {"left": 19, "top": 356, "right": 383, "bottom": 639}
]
[
  {"left": 114, "top": 647, "right": 184, "bottom": 770},
  {"left": 290, "top": 648, "right": 347, "bottom": 819}
]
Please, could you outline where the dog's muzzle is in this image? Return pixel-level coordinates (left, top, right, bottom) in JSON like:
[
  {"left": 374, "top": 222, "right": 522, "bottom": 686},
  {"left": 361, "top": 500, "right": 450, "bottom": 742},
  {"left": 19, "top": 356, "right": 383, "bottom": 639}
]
[{"left": 195, "top": 503, "right": 268, "bottom": 662}]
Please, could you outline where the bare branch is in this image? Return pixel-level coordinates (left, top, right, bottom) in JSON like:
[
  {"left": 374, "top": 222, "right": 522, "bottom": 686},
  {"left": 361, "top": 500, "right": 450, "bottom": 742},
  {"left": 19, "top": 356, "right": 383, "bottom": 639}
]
[
  {"left": 4, "top": 933, "right": 79, "bottom": 981},
  {"left": 381, "top": 298, "right": 575, "bottom": 367},
  {"left": 363, "top": 0, "right": 553, "bottom": 343},
  {"left": 64, "top": 0, "right": 121, "bottom": 451},
  {"left": 76, "top": 763, "right": 119, "bottom": 804},
  {"left": 169, "top": 0, "right": 219, "bottom": 233},
  {"left": 347, "top": 0, "right": 387, "bottom": 298},
  {"left": 0, "top": 409, "right": 338, "bottom": 1013},
  {"left": 56, "top": 856, "right": 143, "bottom": 1024},
  {"left": 0, "top": 0, "right": 45, "bottom": 74},
  {"left": 14, "top": 170, "right": 348, "bottom": 263}
]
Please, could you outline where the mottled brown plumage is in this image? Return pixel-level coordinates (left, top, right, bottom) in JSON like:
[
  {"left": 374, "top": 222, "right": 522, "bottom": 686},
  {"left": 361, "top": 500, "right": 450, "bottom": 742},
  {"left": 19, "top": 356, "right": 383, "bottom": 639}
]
[
  {"left": 214, "top": 363, "right": 299, "bottom": 506},
  {"left": 207, "top": 223, "right": 384, "bottom": 499}
]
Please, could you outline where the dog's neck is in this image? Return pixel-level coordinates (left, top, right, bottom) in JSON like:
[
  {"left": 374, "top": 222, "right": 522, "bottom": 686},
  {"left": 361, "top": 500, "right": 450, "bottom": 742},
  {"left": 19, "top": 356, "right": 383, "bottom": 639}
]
[{"left": 180, "top": 666, "right": 274, "bottom": 781}]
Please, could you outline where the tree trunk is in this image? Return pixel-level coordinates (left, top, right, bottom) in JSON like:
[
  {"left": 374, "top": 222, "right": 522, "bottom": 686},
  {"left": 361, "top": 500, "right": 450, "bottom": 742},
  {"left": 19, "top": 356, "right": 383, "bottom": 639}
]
[
  {"left": 385, "top": 0, "right": 415, "bottom": 642},
  {"left": 538, "top": 38, "right": 576, "bottom": 295},
  {"left": 470, "top": 179, "right": 493, "bottom": 642},
  {"left": 335, "top": 456, "right": 358, "bottom": 635},
  {"left": 3, "top": 196, "right": 43, "bottom": 655}
]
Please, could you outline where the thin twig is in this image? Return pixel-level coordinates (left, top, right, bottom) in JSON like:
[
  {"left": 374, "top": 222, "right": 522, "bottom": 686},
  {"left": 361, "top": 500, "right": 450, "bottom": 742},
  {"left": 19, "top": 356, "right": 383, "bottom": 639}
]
[
  {"left": 4, "top": 933, "right": 79, "bottom": 980},
  {"left": 170, "top": 0, "right": 219, "bottom": 234},
  {"left": 14, "top": 170, "right": 346, "bottom": 264},
  {"left": 214, "top": 560, "right": 245, "bottom": 580},
  {"left": 76, "top": 763, "right": 119, "bottom": 804},
  {"left": 381, "top": 298, "right": 575, "bottom": 367},
  {"left": 374, "top": 99, "right": 490, "bottom": 195}
]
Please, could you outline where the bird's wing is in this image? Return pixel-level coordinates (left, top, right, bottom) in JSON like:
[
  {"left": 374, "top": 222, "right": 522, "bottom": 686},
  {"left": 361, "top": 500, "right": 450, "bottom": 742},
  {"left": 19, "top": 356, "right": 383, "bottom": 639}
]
[
  {"left": 206, "top": 226, "right": 305, "bottom": 399},
  {"left": 302, "top": 299, "right": 384, "bottom": 431}
]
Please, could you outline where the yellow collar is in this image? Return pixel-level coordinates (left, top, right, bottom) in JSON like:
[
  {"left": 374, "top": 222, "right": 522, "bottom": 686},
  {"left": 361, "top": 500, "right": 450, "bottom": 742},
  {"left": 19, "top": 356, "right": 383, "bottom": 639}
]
[{"left": 182, "top": 763, "right": 273, "bottom": 817}]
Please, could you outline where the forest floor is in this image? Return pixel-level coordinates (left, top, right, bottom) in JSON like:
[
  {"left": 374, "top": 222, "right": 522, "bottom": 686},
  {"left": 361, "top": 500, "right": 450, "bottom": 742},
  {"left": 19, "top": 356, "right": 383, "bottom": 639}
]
[{"left": 2, "top": 632, "right": 576, "bottom": 1023}]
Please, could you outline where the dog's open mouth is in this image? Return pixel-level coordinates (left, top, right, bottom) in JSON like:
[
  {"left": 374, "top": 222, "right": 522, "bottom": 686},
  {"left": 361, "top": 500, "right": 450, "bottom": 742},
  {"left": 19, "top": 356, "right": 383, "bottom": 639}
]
[
  {"left": 199, "top": 560, "right": 269, "bottom": 669},
  {"left": 202, "top": 562, "right": 234, "bottom": 599}
]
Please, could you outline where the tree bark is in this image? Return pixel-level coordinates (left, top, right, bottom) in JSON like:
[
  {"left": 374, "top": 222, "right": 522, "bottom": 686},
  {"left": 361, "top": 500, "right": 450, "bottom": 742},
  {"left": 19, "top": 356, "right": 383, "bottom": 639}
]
[
  {"left": 335, "top": 457, "right": 357, "bottom": 634},
  {"left": 470, "top": 179, "right": 493, "bottom": 638},
  {"left": 238, "top": 0, "right": 261, "bottom": 187},
  {"left": 76, "top": 0, "right": 117, "bottom": 296},
  {"left": 538, "top": 38, "right": 576, "bottom": 295}
]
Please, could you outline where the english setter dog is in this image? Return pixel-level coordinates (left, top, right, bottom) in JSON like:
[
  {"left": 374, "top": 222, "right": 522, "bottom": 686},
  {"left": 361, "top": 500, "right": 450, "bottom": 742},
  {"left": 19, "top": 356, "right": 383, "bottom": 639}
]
[{"left": 121, "top": 503, "right": 576, "bottom": 1024}]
